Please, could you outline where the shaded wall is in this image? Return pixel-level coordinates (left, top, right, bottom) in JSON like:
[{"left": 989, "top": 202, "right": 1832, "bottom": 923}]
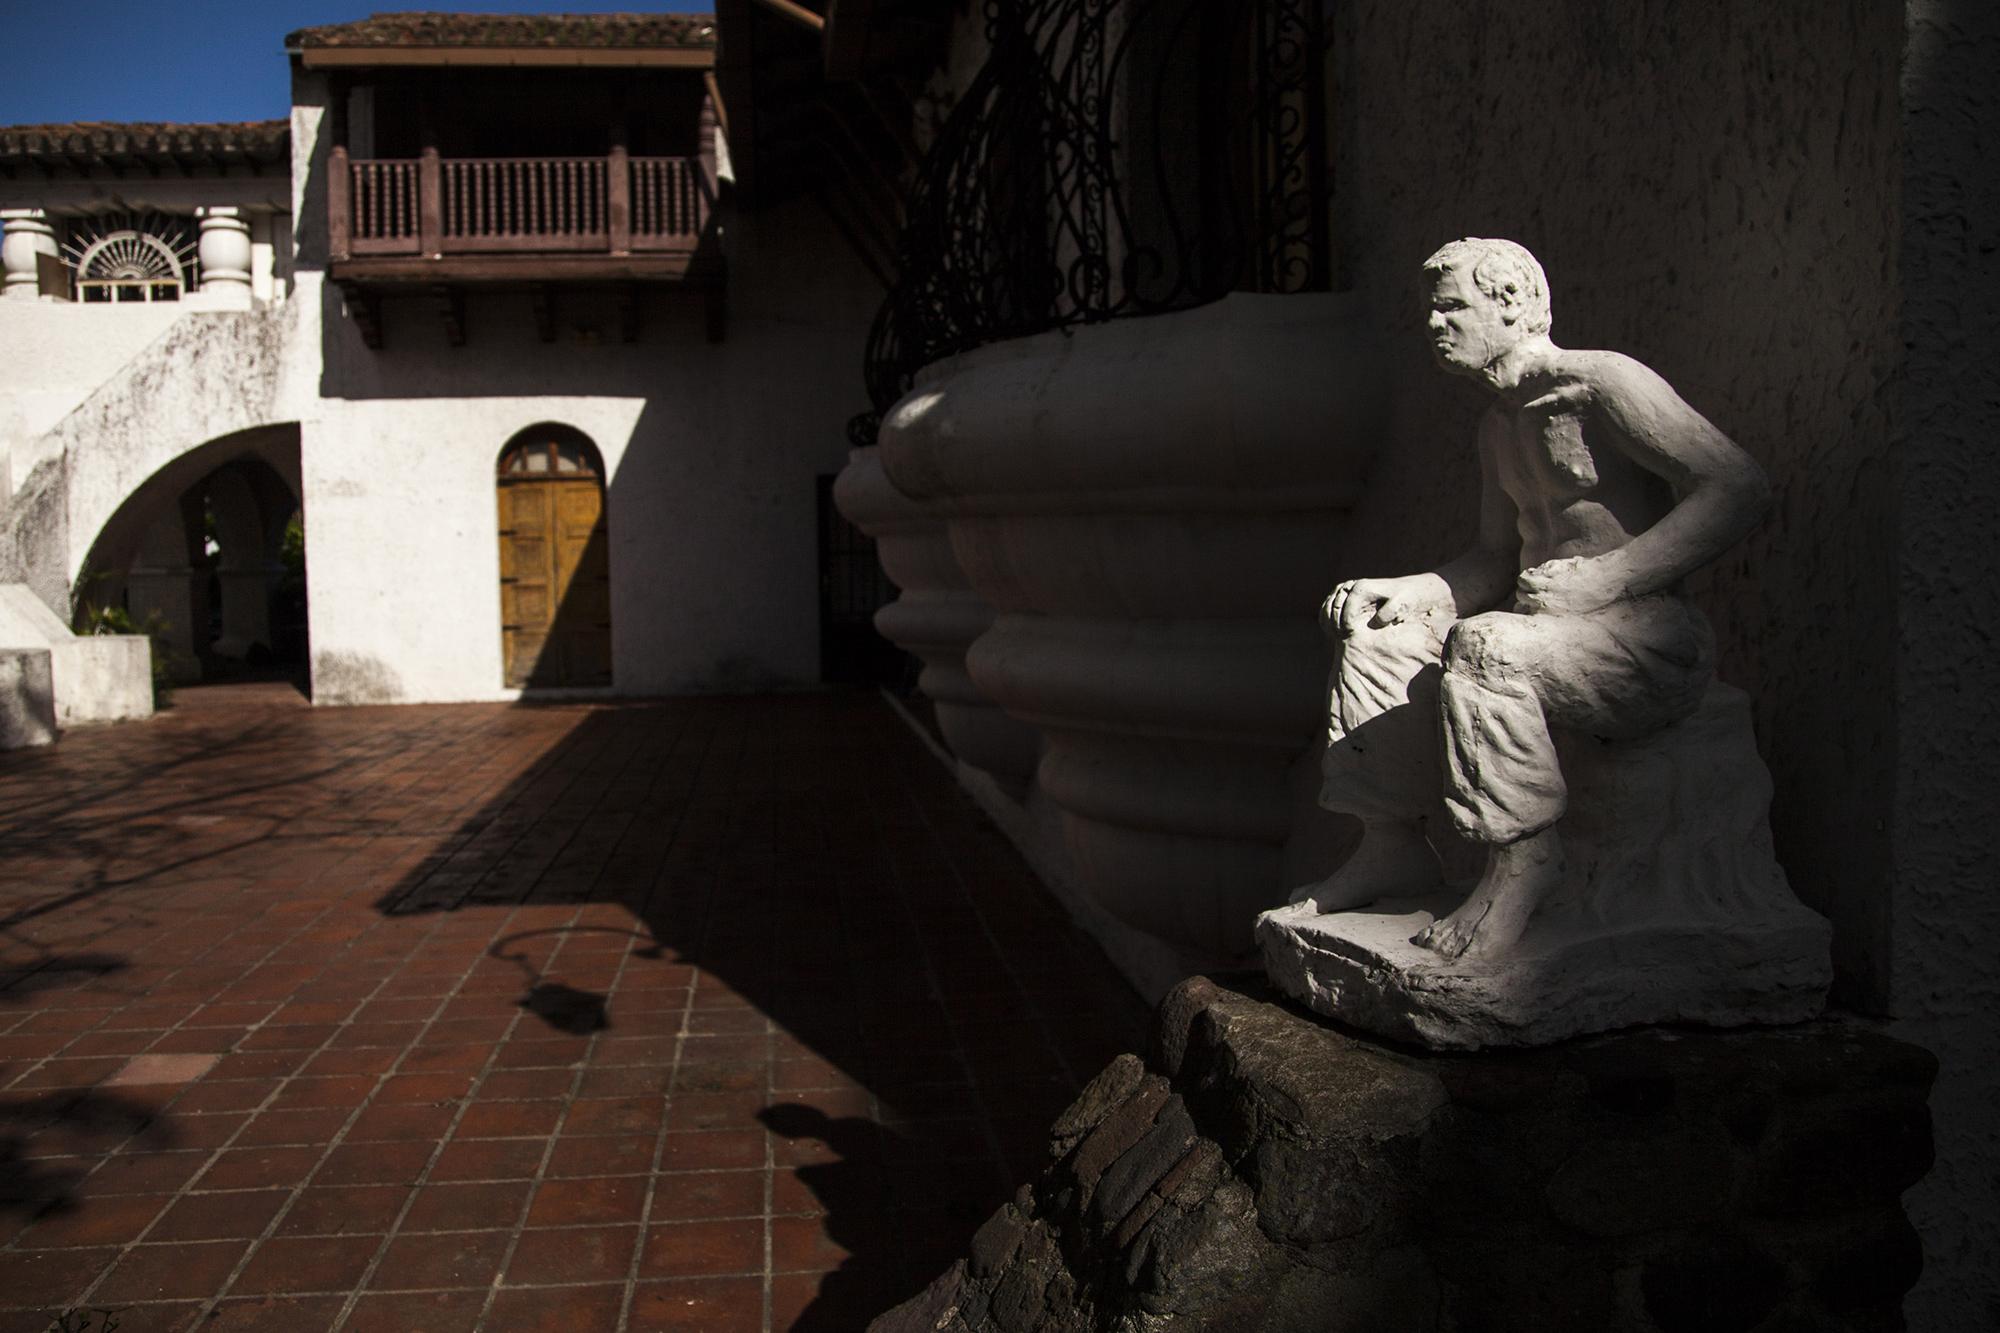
[
  {"left": 1329, "top": 0, "right": 1903, "bottom": 1009},
  {"left": 1892, "top": 1, "right": 2000, "bottom": 1327},
  {"left": 1326, "top": 1, "right": 2000, "bottom": 1322}
]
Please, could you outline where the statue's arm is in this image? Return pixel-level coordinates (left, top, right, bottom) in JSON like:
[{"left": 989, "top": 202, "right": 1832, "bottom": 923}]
[{"left": 1584, "top": 354, "right": 1771, "bottom": 600}]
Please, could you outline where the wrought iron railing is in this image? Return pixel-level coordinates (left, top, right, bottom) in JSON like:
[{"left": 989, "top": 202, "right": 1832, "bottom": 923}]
[{"left": 858, "top": 0, "right": 1332, "bottom": 433}]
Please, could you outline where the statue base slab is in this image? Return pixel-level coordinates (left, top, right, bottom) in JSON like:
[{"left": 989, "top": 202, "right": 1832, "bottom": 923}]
[
  {"left": 1266, "top": 683, "right": 1834, "bottom": 1049},
  {"left": 1256, "top": 894, "right": 1832, "bottom": 1049}
]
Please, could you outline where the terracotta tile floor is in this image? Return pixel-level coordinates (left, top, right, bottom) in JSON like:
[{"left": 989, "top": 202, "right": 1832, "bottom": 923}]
[{"left": 0, "top": 686, "right": 1149, "bottom": 1332}]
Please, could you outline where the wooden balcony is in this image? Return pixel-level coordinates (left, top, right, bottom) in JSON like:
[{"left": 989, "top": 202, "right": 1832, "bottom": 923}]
[{"left": 327, "top": 146, "right": 721, "bottom": 285}]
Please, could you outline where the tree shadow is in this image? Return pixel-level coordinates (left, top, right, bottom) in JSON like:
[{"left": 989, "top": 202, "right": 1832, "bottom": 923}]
[
  {"left": 367, "top": 694, "right": 1151, "bottom": 1318},
  {"left": 0, "top": 1082, "right": 180, "bottom": 1229}
]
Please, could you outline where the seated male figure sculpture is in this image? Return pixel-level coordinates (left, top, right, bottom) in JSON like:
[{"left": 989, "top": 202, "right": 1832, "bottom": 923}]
[{"left": 1310, "top": 237, "right": 1771, "bottom": 961}]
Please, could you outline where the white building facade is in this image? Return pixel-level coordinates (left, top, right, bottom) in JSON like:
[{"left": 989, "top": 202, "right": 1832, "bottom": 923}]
[{"left": 1, "top": 14, "right": 886, "bottom": 708}]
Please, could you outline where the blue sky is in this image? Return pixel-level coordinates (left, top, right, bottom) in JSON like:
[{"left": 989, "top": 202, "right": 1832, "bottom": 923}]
[{"left": 0, "top": 2, "right": 701, "bottom": 126}]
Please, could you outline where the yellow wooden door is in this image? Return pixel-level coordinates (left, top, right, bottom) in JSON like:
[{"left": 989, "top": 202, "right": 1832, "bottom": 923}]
[{"left": 499, "top": 476, "right": 610, "bottom": 687}]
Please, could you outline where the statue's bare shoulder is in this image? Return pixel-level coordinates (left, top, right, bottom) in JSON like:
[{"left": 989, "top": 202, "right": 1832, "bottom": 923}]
[{"left": 1534, "top": 349, "right": 1679, "bottom": 414}]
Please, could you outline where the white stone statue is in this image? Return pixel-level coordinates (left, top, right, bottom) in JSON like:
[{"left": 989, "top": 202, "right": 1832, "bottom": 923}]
[{"left": 1258, "top": 238, "right": 1831, "bottom": 1048}]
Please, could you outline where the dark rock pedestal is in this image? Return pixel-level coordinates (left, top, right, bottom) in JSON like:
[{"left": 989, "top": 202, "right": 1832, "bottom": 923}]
[{"left": 874, "top": 977, "right": 1934, "bottom": 1333}]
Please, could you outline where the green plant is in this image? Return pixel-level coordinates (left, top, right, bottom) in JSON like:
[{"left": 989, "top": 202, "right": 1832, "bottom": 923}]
[{"left": 279, "top": 511, "right": 306, "bottom": 576}]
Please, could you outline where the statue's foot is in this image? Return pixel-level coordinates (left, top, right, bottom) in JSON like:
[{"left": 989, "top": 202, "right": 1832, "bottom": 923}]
[
  {"left": 1414, "top": 829, "right": 1562, "bottom": 961},
  {"left": 1291, "top": 819, "right": 1443, "bottom": 913}
]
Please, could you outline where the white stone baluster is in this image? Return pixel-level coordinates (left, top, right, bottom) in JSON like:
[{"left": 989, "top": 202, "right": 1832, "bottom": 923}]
[
  {"left": 196, "top": 207, "right": 254, "bottom": 308},
  {"left": 1, "top": 209, "right": 58, "bottom": 301}
]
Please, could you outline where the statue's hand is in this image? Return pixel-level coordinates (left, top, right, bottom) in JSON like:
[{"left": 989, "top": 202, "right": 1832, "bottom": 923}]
[
  {"left": 1329, "top": 576, "right": 1450, "bottom": 636},
  {"left": 1515, "top": 557, "right": 1624, "bottom": 616}
]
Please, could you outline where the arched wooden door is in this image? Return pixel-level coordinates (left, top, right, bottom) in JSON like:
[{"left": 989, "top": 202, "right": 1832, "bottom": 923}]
[{"left": 497, "top": 430, "right": 611, "bottom": 688}]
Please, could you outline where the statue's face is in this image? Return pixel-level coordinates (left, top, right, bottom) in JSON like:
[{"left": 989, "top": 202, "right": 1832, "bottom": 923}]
[{"left": 1426, "top": 266, "right": 1518, "bottom": 375}]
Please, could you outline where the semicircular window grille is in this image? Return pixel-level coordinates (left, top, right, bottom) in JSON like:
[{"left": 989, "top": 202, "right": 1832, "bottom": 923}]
[
  {"left": 62, "top": 213, "right": 199, "bottom": 303},
  {"left": 498, "top": 435, "right": 601, "bottom": 478}
]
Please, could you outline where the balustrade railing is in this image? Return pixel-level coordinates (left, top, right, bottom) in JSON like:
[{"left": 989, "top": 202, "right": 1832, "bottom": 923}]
[
  {"left": 347, "top": 158, "right": 420, "bottom": 254},
  {"left": 445, "top": 157, "right": 608, "bottom": 251},
  {"left": 328, "top": 148, "right": 715, "bottom": 263},
  {"left": 630, "top": 157, "right": 708, "bottom": 242}
]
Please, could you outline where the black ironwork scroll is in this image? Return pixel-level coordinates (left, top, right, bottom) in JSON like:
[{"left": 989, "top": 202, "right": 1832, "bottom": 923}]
[{"left": 859, "top": 0, "right": 1332, "bottom": 426}]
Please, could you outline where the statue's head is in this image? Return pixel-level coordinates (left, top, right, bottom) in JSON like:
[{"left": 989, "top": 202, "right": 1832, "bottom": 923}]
[{"left": 1421, "top": 238, "right": 1551, "bottom": 375}]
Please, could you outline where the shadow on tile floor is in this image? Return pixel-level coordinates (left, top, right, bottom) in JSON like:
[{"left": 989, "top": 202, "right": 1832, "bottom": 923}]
[
  {"left": 365, "top": 694, "right": 1151, "bottom": 1327},
  {"left": 0, "top": 690, "right": 1150, "bottom": 1331}
]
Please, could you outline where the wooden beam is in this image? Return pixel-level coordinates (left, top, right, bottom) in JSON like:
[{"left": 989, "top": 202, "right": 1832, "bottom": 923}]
[
  {"left": 714, "top": 0, "right": 759, "bottom": 202},
  {"left": 703, "top": 70, "right": 730, "bottom": 142},
  {"left": 750, "top": 0, "right": 825, "bottom": 34},
  {"left": 418, "top": 147, "right": 443, "bottom": 258},
  {"left": 330, "top": 254, "right": 718, "bottom": 284},
  {"left": 328, "top": 145, "right": 352, "bottom": 262},
  {"left": 608, "top": 144, "right": 631, "bottom": 255}
]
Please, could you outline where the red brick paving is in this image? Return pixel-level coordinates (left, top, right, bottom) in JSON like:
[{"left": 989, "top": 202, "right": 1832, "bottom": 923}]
[{"left": 0, "top": 688, "right": 1148, "bottom": 1331}]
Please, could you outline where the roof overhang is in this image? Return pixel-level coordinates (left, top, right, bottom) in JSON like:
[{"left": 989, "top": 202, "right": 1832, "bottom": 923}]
[{"left": 296, "top": 47, "right": 715, "bottom": 70}]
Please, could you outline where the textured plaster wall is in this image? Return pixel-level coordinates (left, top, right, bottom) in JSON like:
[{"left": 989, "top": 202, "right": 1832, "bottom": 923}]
[
  {"left": 1892, "top": 1, "right": 2000, "bottom": 1327},
  {"left": 1332, "top": 0, "right": 1902, "bottom": 1008},
  {"left": 0, "top": 304, "right": 184, "bottom": 497},
  {"left": 304, "top": 201, "right": 880, "bottom": 704},
  {"left": 0, "top": 304, "right": 310, "bottom": 616}
]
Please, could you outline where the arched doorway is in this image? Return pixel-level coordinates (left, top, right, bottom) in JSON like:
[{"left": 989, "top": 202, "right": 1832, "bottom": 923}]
[{"left": 497, "top": 426, "right": 611, "bottom": 689}]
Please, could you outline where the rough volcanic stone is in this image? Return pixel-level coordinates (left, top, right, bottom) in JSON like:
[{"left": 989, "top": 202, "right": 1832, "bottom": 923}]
[
  {"left": 1543, "top": 1127, "right": 1739, "bottom": 1237},
  {"left": 1050, "top": 1053, "right": 1148, "bottom": 1151},
  {"left": 1068, "top": 1077, "right": 1169, "bottom": 1197},
  {"left": 1641, "top": 1235, "right": 1789, "bottom": 1331},
  {"left": 870, "top": 978, "right": 1935, "bottom": 1333},
  {"left": 969, "top": 1204, "right": 1029, "bottom": 1280},
  {"left": 1087, "top": 1095, "right": 1196, "bottom": 1243}
]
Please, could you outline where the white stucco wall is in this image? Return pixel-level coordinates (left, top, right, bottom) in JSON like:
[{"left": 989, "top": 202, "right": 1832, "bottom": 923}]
[
  {"left": 302, "top": 199, "right": 881, "bottom": 704},
  {"left": 0, "top": 300, "right": 311, "bottom": 621},
  {"left": 0, "top": 303, "right": 185, "bottom": 497}
]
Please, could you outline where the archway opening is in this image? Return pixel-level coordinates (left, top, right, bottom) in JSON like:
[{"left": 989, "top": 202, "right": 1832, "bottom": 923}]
[
  {"left": 74, "top": 425, "right": 306, "bottom": 692},
  {"left": 496, "top": 424, "right": 611, "bottom": 689}
]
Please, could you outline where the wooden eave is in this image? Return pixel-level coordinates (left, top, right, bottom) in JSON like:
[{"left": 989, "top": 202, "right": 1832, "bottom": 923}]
[
  {"left": 330, "top": 253, "right": 722, "bottom": 285},
  {"left": 299, "top": 46, "right": 714, "bottom": 69}
]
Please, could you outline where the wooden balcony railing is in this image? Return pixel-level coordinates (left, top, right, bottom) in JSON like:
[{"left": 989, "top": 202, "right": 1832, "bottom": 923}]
[{"left": 328, "top": 147, "right": 716, "bottom": 265}]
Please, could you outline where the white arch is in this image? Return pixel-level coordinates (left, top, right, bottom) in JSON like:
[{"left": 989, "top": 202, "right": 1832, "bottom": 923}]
[{"left": 1, "top": 302, "right": 310, "bottom": 615}]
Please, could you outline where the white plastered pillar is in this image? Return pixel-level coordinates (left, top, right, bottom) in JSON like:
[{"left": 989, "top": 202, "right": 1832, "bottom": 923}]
[{"left": 1, "top": 209, "right": 58, "bottom": 301}]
